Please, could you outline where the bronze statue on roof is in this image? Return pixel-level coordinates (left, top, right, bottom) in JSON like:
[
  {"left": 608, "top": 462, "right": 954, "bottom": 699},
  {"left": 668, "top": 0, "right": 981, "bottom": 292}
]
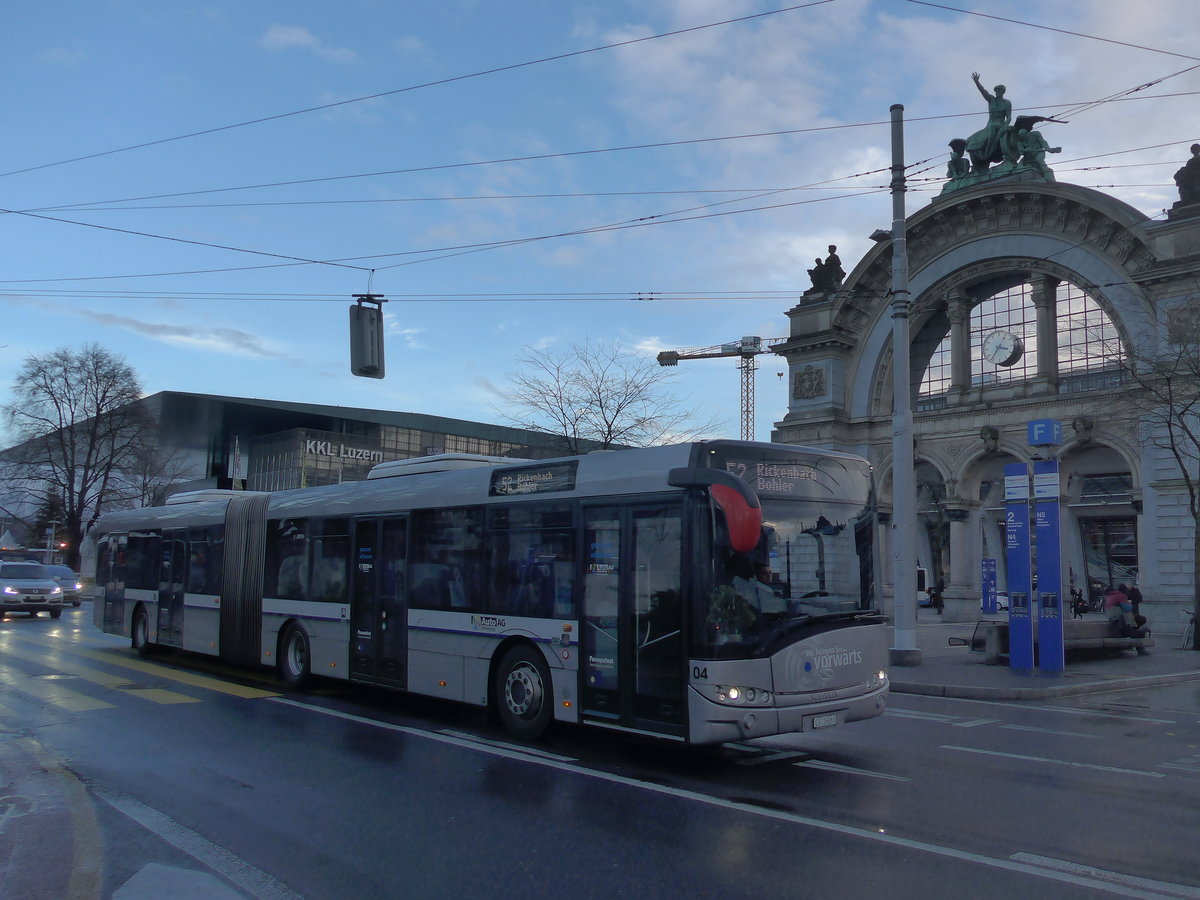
[{"left": 940, "top": 73, "right": 1067, "bottom": 196}]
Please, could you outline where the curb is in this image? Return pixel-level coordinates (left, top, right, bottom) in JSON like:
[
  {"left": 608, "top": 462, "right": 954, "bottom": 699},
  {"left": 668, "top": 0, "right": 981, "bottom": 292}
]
[{"left": 890, "top": 669, "right": 1200, "bottom": 701}]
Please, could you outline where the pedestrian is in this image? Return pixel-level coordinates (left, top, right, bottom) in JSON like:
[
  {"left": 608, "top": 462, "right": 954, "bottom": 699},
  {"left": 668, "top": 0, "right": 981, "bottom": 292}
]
[
  {"left": 1126, "top": 582, "right": 1148, "bottom": 631},
  {"left": 1126, "top": 582, "right": 1143, "bottom": 617},
  {"left": 1104, "top": 584, "right": 1133, "bottom": 636},
  {"left": 1071, "top": 587, "right": 1086, "bottom": 619},
  {"left": 926, "top": 585, "right": 943, "bottom": 615}
]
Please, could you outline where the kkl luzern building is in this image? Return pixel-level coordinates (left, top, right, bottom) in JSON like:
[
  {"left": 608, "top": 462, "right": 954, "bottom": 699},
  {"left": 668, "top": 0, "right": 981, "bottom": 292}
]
[
  {"left": 771, "top": 106, "right": 1200, "bottom": 629},
  {"left": 141, "top": 392, "right": 580, "bottom": 496}
]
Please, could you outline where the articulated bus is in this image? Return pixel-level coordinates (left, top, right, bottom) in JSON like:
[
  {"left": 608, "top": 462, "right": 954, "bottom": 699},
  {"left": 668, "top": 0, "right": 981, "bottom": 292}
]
[{"left": 89, "top": 440, "right": 889, "bottom": 745}]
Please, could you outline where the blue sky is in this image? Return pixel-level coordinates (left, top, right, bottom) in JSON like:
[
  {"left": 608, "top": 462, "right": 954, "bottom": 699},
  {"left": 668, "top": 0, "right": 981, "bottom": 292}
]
[{"left": 3, "top": 1, "right": 1196, "bottom": 444}]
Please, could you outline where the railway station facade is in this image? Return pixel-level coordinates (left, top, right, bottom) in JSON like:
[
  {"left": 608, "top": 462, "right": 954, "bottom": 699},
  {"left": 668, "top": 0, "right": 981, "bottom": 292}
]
[{"left": 771, "top": 179, "right": 1200, "bottom": 627}]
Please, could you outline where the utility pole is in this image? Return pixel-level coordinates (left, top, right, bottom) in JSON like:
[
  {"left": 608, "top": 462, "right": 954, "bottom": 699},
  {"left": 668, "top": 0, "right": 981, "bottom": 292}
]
[{"left": 888, "top": 104, "right": 921, "bottom": 666}]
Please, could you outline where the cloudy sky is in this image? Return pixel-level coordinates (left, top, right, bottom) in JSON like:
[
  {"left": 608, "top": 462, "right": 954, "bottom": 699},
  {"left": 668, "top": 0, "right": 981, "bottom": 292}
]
[{"left": 3, "top": 0, "right": 1197, "bottom": 443}]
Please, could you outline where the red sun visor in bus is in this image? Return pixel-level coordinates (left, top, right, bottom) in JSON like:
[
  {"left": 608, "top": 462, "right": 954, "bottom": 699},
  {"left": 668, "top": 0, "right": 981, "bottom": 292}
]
[{"left": 667, "top": 466, "right": 763, "bottom": 553}]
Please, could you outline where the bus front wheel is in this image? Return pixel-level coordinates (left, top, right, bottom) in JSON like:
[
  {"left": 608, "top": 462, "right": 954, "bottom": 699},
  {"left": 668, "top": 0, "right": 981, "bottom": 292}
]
[
  {"left": 493, "top": 645, "right": 552, "bottom": 741},
  {"left": 279, "top": 624, "right": 311, "bottom": 689},
  {"left": 131, "top": 606, "right": 152, "bottom": 657}
]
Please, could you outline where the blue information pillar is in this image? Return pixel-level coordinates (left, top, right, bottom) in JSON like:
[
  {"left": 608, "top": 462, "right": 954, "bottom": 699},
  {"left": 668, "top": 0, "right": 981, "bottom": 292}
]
[
  {"left": 1034, "top": 459, "right": 1064, "bottom": 671},
  {"left": 1004, "top": 463, "right": 1035, "bottom": 669}
]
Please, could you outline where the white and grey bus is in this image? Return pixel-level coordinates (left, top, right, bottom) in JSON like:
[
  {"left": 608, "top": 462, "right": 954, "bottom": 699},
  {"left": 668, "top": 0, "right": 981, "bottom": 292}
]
[{"left": 89, "top": 440, "right": 889, "bottom": 744}]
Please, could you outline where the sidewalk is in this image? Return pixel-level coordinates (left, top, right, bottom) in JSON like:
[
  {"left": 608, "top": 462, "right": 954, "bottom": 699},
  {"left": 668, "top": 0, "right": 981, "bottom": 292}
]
[{"left": 888, "top": 610, "right": 1200, "bottom": 700}]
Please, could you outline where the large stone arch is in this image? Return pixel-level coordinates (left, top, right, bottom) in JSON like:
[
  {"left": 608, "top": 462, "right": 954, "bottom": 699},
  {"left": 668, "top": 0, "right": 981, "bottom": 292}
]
[{"left": 773, "top": 180, "right": 1200, "bottom": 623}]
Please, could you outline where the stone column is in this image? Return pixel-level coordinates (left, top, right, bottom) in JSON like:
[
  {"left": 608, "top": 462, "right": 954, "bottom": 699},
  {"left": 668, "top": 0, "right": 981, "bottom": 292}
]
[
  {"left": 947, "top": 291, "right": 972, "bottom": 404},
  {"left": 943, "top": 502, "right": 983, "bottom": 622},
  {"left": 1031, "top": 274, "right": 1060, "bottom": 395}
]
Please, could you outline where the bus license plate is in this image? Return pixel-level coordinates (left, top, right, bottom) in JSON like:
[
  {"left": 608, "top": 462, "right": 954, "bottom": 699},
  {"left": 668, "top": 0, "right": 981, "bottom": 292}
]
[{"left": 812, "top": 713, "right": 838, "bottom": 729}]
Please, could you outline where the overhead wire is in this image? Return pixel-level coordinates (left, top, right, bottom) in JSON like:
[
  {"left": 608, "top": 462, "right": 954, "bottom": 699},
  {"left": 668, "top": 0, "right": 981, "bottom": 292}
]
[
  {"left": 6, "top": 5, "right": 1199, "bottom": 292},
  {"left": 0, "top": 1, "right": 835, "bottom": 180}
]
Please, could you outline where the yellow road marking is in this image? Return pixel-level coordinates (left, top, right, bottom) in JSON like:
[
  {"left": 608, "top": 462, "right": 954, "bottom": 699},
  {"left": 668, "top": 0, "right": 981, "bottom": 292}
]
[
  {"left": 0, "top": 644, "right": 200, "bottom": 704},
  {"left": 2, "top": 631, "right": 280, "bottom": 699},
  {"left": 0, "top": 667, "right": 115, "bottom": 711},
  {"left": 69, "top": 647, "right": 278, "bottom": 699}
]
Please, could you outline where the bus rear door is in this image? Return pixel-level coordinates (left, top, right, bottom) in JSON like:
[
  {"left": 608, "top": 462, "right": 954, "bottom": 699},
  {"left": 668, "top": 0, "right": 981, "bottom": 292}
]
[{"left": 581, "top": 503, "right": 685, "bottom": 737}]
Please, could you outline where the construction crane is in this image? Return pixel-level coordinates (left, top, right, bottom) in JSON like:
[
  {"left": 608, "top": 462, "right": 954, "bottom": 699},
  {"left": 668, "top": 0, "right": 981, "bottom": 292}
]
[{"left": 657, "top": 336, "right": 789, "bottom": 441}]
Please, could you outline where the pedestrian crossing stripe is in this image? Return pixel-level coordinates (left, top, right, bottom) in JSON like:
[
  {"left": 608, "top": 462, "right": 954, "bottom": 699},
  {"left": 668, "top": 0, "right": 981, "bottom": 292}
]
[
  {"left": 0, "top": 644, "right": 200, "bottom": 704},
  {"left": 0, "top": 633, "right": 278, "bottom": 699}
]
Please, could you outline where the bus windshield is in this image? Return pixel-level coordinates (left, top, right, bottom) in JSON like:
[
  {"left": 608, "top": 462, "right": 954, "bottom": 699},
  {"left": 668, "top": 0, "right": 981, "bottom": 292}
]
[{"left": 696, "top": 449, "right": 876, "bottom": 659}]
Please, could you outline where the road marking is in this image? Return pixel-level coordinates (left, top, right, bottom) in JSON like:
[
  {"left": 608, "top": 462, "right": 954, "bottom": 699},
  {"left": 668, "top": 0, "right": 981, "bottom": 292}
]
[
  {"left": 3, "top": 632, "right": 279, "bottom": 699},
  {"left": 0, "top": 667, "right": 114, "bottom": 712},
  {"left": 736, "top": 750, "right": 811, "bottom": 767},
  {"left": 1001, "top": 724, "right": 1097, "bottom": 739},
  {"left": 884, "top": 708, "right": 960, "bottom": 721},
  {"left": 952, "top": 718, "right": 999, "bottom": 728},
  {"left": 270, "top": 696, "right": 1192, "bottom": 897},
  {"left": 437, "top": 729, "right": 577, "bottom": 762},
  {"left": 894, "top": 695, "right": 1178, "bottom": 724},
  {"left": 1012, "top": 853, "right": 1200, "bottom": 899},
  {"left": 794, "top": 759, "right": 911, "bottom": 782},
  {"left": 92, "top": 786, "right": 303, "bottom": 900},
  {"left": 0, "top": 644, "right": 199, "bottom": 704},
  {"left": 941, "top": 745, "right": 1167, "bottom": 778},
  {"left": 62, "top": 647, "right": 278, "bottom": 699}
]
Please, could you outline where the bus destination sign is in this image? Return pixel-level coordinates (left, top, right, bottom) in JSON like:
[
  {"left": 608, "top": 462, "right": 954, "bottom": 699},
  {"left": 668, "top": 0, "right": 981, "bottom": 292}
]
[
  {"left": 722, "top": 458, "right": 817, "bottom": 497},
  {"left": 489, "top": 461, "right": 578, "bottom": 497}
]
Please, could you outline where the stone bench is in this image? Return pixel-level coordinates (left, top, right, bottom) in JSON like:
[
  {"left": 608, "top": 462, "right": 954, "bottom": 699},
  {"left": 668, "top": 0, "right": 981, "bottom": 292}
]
[{"left": 955, "top": 619, "right": 1154, "bottom": 664}]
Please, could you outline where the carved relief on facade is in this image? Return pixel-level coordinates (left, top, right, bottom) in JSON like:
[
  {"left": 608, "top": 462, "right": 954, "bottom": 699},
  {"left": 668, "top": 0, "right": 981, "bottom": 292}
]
[{"left": 792, "top": 364, "right": 827, "bottom": 400}]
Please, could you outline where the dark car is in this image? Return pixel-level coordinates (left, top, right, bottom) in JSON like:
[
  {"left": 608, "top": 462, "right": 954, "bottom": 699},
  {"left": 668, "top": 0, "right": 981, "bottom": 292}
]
[
  {"left": 46, "top": 564, "right": 83, "bottom": 607},
  {"left": 0, "top": 562, "right": 65, "bottom": 618}
]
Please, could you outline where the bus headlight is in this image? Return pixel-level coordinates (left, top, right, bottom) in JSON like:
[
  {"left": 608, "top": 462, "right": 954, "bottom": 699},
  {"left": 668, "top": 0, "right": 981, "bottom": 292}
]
[
  {"left": 868, "top": 670, "right": 888, "bottom": 689},
  {"left": 714, "top": 685, "right": 772, "bottom": 705}
]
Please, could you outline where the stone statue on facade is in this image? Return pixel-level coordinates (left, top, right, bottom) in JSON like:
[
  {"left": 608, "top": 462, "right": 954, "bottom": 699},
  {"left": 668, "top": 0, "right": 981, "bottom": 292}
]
[
  {"left": 1175, "top": 144, "right": 1200, "bottom": 205},
  {"left": 805, "top": 245, "right": 845, "bottom": 293}
]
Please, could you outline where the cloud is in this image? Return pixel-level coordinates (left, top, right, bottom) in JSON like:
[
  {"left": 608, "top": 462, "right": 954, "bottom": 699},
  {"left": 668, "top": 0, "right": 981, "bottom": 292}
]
[
  {"left": 384, "top": 320, "right": 425, "bottom": 349},
  {"left": 259, "top": 24, "right": 357, "bottom": 63},
  {"left": 73, "top": 309, "right": 291, "bottom": 359},
  {"left": 37, "top": 47, "right": 87, "bottom": 66}
]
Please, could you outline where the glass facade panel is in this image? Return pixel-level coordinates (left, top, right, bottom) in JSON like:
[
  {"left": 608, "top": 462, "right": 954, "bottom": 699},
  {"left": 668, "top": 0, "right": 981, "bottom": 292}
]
[{"left": 918, "top": 278, "right": 1125, "bottom": 399}]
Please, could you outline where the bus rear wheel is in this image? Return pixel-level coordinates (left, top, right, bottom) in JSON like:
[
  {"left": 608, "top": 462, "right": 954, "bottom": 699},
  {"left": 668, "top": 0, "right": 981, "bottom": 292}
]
[
  {"left": 493, "top": 645, "right": 552, "bottom": 741},
  {"left": 279, "top": 624, "right": 311, "bottom": 689},
  {"left": 131, "top": 606, "right": 152, "bottom": 657}
]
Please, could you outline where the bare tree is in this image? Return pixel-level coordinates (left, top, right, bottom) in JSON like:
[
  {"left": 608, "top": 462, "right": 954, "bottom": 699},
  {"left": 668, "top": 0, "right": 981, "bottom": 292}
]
[
  {"left": 1, "top": 344, "right": 155, "bottom": 568},
  {"left": 499, "top": 341, "right": 726, "bottom": 454},
  {"left": 1107, "top": 301, "right": 1200, "bottom": 647}
]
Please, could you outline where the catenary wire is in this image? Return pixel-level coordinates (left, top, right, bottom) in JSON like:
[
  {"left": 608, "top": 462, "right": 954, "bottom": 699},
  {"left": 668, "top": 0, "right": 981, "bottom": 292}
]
[{"left": 0, "top": 2, "right": 835, "bottom": 180}]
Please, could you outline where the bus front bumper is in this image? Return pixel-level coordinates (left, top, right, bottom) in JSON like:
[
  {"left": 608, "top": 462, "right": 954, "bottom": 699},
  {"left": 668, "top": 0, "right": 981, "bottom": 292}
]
[{"left": 686, "top": 680, "right": 889, "bottom": 745}]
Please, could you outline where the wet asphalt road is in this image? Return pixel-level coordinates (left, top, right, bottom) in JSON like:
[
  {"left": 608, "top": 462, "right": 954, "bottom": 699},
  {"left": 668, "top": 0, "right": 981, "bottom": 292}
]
[{"left": 2, "top": 606, "right": 1199, "bottom": 899}]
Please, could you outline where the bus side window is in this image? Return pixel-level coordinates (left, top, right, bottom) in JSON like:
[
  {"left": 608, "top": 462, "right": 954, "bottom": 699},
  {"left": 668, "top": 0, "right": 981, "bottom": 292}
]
[
  {"left": 309, "top": 518, "right": 350, "bottom": 603},
  {"left": 486, "top": 506, "right": 575, "bottom": 619},
  {"left": 126, "top": 531, "right": 161, "bottom": 590},
  {"left": 412, "top": 508, "right": 483, "bottom": 612},
  {"left": 266, "top": 519, "right": 308, "bottom": 601}
]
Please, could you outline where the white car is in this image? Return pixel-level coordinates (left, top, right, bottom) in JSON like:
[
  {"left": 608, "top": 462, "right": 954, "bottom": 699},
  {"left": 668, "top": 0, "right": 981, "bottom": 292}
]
[
  {"left": 980, "top": 593, "right": 1009, "bottom": 612},
  {"left": 46, "top": 564, "right": 83, "bottom": 607},
  {"left": 0, "top": 562, "right": 65, "bottom": 618}
]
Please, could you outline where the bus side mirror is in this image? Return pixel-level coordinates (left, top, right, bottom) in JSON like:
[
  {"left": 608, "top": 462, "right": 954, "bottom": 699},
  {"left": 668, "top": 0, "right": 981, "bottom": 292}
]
[
  {"left": 711, "top": 484, "right": 762, "bottom": 553},
  {"left": 668, "top": 467, "right": 762, "bottom": 554}
]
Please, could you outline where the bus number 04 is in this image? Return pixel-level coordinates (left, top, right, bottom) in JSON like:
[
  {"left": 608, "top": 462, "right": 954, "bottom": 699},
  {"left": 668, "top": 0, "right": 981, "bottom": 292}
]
[{"left": 692, "top": 666, "right": 709, "bottom": 680}]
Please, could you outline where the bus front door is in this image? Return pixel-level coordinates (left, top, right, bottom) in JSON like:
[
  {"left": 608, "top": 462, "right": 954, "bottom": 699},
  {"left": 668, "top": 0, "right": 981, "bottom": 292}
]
[
  {"left": 350, "top": 518, "right": 408, "bottom": 686},
  {"left": 581, "top": 504, "right": 684, "bottom": 736}
]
